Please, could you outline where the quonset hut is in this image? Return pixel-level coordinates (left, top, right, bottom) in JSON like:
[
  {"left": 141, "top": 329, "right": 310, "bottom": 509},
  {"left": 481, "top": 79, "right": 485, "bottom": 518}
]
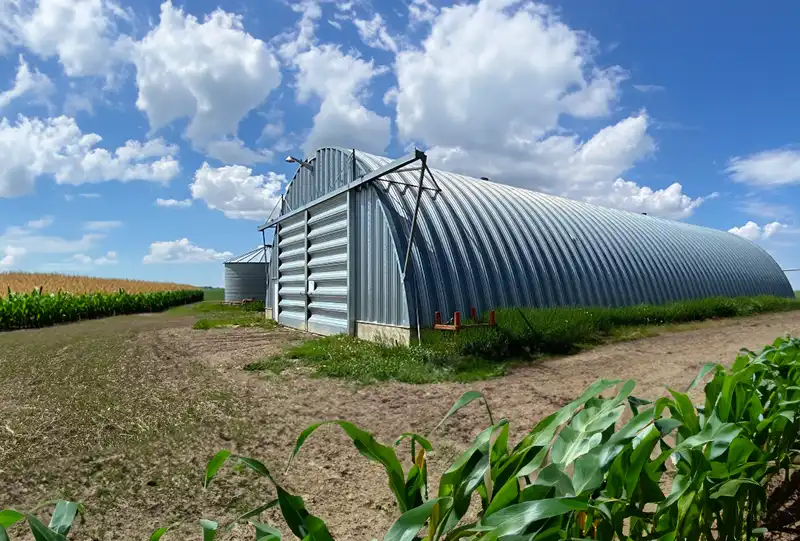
[
  {"left": 259, "top": 147, "right": 793, "bottom": 343},
  {"left": 223, "top": 247, "right": 269, "bottom": 304}
]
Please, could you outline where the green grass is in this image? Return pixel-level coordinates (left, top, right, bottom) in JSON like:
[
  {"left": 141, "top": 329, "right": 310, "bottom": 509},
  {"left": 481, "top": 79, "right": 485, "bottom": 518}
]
[
  {"left": 167, "top": 299, "right": 274, "bottom": 330},
  {"left": 248, "top": 335, "right": 506, "bottom": 384},
  {"left": 194, "top": 315, "right": 276, "bottom": 330},
  {"left": 489, "top": 294, "right": 800, "bottom": 355},
  {"left": 246, "top": 295, "right": 800, "bottom": 384},
  {"left": 202, "top": 288, "right": 224, "bottom": 301}
]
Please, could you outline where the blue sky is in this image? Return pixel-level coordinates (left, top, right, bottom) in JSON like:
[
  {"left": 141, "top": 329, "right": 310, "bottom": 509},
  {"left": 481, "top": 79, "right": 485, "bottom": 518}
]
[{"left": 0, "top": 0, "right": 798, "bottom": 288}]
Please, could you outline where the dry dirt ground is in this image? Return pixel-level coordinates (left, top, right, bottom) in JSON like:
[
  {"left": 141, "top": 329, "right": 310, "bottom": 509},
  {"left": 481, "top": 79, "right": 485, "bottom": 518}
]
[{"left": 2, "top": 309, "right": 800, "bottom": 539}]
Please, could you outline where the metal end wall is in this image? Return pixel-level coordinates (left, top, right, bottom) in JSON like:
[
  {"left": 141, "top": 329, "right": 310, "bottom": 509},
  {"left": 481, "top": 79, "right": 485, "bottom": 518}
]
[
  {"left": 283, "top": 148, "right": 363, "bottom": 211},
  {"left": 354, "top": 152, "right": 794, "bottom": 327}
]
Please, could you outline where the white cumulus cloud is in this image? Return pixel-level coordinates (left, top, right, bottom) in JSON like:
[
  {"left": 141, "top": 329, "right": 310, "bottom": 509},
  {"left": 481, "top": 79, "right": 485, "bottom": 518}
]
[
  {"left": 0, "top": 216, "right": 106, "bottom": 267},
  {"left": 280, "top": 3, "right": 391, "bottom": 155},
  {"left": 353, "top": 13, "right": 398, "bottom": 52},
  {"left": 586, "top": 179, "right": 717, "bottom": 220},
  {"left": 205, "top": 138, "right": 273, "bottom": 165},
  {"left": 1, "top": 245, "right": 26, "bottom": 268},
  {"left": 190, "top": 163, "right": 285, "bottom": 221},
  {"left": 408, "top": 0, "right": 438, "bottom": 26},
  {"left": 125, "top": 1, "right": 281, "bottom": 153},
  {"left": 10, "top": 0, "right": 128, "bottom": 77},
  {"left": 143, "top": 238, "right": 232, "bottom": 264},
  {"left": 155, "top": 198, "right": 192, "bottom": 208},
  {"left": 391, "top": 0, "right": 708, "bottom": 219},
  {"left": 728, "top": 221, "right": 786, "bottom": 241},
  {"left": 632, "top": 84, "right": 665, "bottom": 93},
  {"left": 726, "top": 149, "right": 800, "bottom": 186},
  {"left": 83, "top": 220, "right": 122, "bottom": 231},
  {"left": 0, "top": 115, "right": 180, "bottom": 198},
  {"left": 73, "top": 250, "right": 118, "bottom": 265},
  {"left": 0, "top": 55, "right": 54, "bottom": 109}
]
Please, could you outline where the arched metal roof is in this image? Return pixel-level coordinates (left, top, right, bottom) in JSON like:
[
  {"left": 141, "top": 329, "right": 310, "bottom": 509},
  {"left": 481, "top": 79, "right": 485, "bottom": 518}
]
[
  {"left": 224, "top": 246, "right": 270, "bottom": 264},
  {"left": 351, "top": 151, "right": 794, "bottom": 322}
]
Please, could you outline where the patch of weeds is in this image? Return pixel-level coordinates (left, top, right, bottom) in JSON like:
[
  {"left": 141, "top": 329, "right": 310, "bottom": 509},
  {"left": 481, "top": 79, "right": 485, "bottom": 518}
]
[
  {"left": 244, "top": 356, "right": 293, "bottom": 374},
  {"left": 486, "top": 295, "right": 800, "bottom": 357},
  {"left": 249, "top": 335, "right": 506, "bottom": 384},
  {"left": 169, "top": 301, "right": 243, "bottom": 316},
  {"left": 194, "top": 315, "right": 276, "bottom": 330}
]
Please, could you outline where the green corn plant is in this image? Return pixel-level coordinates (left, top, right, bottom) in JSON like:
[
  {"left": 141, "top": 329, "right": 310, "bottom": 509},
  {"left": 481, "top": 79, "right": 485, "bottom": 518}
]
[
  {"left": 0, "top": 500, "right": 82, "bottom": 541},
  {"left": 0, "top": 289, "right": 203, "bottom": 331},
  {"left": 187, "top": 336, "right": 800, "bottom": 540}
]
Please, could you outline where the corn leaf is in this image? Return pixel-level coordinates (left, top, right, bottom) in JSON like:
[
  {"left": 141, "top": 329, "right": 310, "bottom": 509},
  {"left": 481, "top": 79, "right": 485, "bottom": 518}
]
[
  {"left": 686, "top": 363, "right": 719, "bottom": 392},
  {"left": 200, "top": 519, "right": 218, "bottom": 541},
  {"left": 47, "top": 501, "right": 78, "bottom": 535},
  {"left": 433, "top": 391, "right": 493, "bottom": 432},
  {"left": 383, "top": 497, "right": 451, "bottom": 541},
  {"left": 0, "top": 510, "right": 23, "bottom": 529},
  {"left": 205, "top": 450, "right": 233, "bottom": 489},
  {"left": 24, "top": 514, "right": 67, "bottom": 541},
  {"left": 149, "top": 524, "right": 175, "bottom": 541},
  {"left": 252, "top": 522, "right": 282, "bottom": 540},
  {"left": 288, "top": 421, "right": 408, "bottom": 510},
  {"left": 474, "top": 498, "right": 588, "bottom": 539}
]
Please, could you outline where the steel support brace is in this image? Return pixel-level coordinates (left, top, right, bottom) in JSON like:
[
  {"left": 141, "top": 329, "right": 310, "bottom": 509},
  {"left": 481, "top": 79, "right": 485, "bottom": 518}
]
[
  {"left": 260, "top": 149, "right": 431, "bottom": 230},
  {"left": 402, "top": 159, "right": 427, "bottom": 281},
  {"left": 404, "top": 163, "right": 427, "bottom": 345}
]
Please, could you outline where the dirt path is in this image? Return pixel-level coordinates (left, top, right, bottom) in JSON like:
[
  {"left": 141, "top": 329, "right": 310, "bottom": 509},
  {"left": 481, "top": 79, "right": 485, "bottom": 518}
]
[{"left": 2, "top": 309, "right": 799, "bottom": 539}]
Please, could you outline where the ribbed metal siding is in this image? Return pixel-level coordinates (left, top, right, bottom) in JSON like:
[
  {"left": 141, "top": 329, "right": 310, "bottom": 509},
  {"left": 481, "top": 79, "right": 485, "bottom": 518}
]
[
  {"left": 284, "top": 148, "right": 366, "bottom": 211},
  {"left": 224, "top": 264, "right": 268, "bottom": 303},
  {"left": 277, "top": 212, "right": 307, "bottom": 330},
  {"left": 307, "top": 193, "right": 349, "bottom": 335},
  {"left": 354, "top": 151, "right": 794, "bottom": 327},
  {"left": 354, "top": 185, "right": 410, "bottom": 326}
]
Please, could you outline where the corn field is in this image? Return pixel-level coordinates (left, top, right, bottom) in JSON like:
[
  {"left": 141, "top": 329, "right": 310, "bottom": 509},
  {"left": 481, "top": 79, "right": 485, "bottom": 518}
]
[
  {"left": 0, "top": 288, "right": 203, "bottom": 331},
  {"left": 4, "top": 336, "right": 800, "bottom": 539},
  {"left": 194, "top": 335, "right": 800, "bottom": 540},
  {"left": 0, "top": 272, "right": 198, "bottom": 296}
]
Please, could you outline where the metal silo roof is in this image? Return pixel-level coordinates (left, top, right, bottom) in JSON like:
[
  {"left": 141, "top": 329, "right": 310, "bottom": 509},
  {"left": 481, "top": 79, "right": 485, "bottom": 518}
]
[{"left": 224, "top": 246, "right": 270, "bottom": 264}]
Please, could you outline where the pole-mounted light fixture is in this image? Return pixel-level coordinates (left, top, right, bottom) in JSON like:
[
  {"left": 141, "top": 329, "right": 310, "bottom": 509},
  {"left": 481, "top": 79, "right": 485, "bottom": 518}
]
[{"left": 285, "top": 155, "right": 314, "bottom": 172}]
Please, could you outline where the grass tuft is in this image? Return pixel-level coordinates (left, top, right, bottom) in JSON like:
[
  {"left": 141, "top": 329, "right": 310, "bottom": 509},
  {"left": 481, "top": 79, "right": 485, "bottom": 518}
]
[{"left": 243, "top": 357, "right": 293, "bottom": 374}]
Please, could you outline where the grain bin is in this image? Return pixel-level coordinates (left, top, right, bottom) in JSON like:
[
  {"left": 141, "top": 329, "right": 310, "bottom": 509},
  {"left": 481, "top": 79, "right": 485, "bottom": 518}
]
[{"left": 223, "top": 247, "right": 269, "bottom": 303}]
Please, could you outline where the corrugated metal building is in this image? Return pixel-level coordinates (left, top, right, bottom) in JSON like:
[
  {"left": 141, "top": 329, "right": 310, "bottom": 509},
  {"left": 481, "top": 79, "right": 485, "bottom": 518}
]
[
  {"left": 261, "top": 147, "right": 793, "bottom": 342},
  {"left": 224, "top": 247, "right": 269, "bottom": 304}
]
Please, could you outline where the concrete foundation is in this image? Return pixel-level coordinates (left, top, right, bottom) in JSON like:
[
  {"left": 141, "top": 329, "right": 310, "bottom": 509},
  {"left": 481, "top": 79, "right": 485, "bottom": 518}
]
[
  {"left": 355, "top": 321, "right": 413, "bottom": 346},
  {"left": 264, "top": 307, "right": 273, "bottom": 320}
]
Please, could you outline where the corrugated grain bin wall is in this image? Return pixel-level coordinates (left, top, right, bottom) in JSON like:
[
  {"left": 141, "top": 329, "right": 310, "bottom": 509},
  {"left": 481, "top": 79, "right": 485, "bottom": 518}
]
[
  {"left": 224, "top": 263, "right": 268, "bottom": 303},
  {"left": 223, "top": 247, "right": 269, "bottom": 303}
]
